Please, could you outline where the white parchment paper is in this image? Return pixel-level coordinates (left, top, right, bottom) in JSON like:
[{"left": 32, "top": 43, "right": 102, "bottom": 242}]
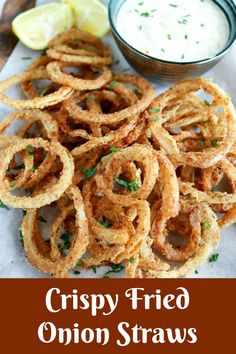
[{"left": 0, "top": 0, "right": 235, "bottom": 278}]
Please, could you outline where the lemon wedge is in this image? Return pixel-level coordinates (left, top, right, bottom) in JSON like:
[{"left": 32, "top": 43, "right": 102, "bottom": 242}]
[
  {"left": 62, "top": 0, "right": 110, "bottom": 38},
  {"left": 12, "top": 3, "right": 74, "bottom": 50}
]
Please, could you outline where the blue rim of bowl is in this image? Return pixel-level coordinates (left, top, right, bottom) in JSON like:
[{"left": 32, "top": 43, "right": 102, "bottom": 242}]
[{"left": 108, "top": 0, "right": 236, "bottom": 66}]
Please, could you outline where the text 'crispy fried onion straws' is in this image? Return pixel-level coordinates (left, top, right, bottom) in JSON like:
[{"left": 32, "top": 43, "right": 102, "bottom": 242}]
[{"left": 0, "top": 29, "right": 235, "bottom": 278}]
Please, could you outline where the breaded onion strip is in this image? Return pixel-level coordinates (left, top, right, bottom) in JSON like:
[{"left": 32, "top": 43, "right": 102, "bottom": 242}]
[
  {"left": 95, "top": 144, "right": 159, "bottom": 206},
  {"left": 0, "top": 69, "right": 73, "bottom": 109},
  {"left": 64, "top": 74, "right": 154, "bottom": 124},
  {"left": 71, "top": 115, "right": 140, "bottom": 158},
  {"left": 47, "top": 61, "right": 112, "bottom": 90},
  {"left": 147, "top": 78, "right": 236, "bottom": 168},
  {"left": 47, "top": 29, "right": 112, "bottom": 65},
  {"left": 0, "top": 109, "right": 59, "bottom": 140},
  {"left": 21, "top": 186, "right": 89, "bottom": 277},
  {"left": 153, "top": 200, "right": 201, "bottom": 262},
  {"left": 0, "top": 138, "right": 74, "bottom": 209},
  {"left": 0, "top": 111, "right": 60, "bottom": 188},
  {"left": 114, "top": 200, "right": 150, "bottom": 263},
  {"left": 83, "top": 180, "right": 130, "bottom": 245},
  {"left": 146, "top": 203, "right": 220, "bottom": 278},
  {"left": 180, "top": 159, "right": 236, "bottom": 204},
  {"left": 21, "top": 56, "right": 54, "bottom": 98}
]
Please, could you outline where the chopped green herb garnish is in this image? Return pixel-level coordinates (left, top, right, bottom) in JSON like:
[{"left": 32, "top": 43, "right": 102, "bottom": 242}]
[
  {"left": 116, "top": 178, "right": 139, "bottom": 193},
  {"left": 91, "top": 265, "right": 97, "bottom": 273},
  {"left": 129, "top": 257, "right": 135, "bottom": 263},
  {"left": 0, "top": 200, "right": 9, "bottom": 210},
  {"left": 74, "top": 270, "right": 81, "bottom": 275},
  {"left": 185, "top": 34, "right": 188, "bottom": 40},
  {"left": 103, "top": 275, "right": 110, "bottom": 278},
  {"left": 199, "top": 140, "right": 205, "bottom": 147},
  {"left": 21, "top": 57, "right": 32, "bottom": 60},
  {"left": 24, "top": 188, "right": 32, "bottom": 194},
  {"left": 204, "top": 100, "right": 211, "bottom": 106},
  {"left": 181, "top": 54, "right": 185, "bottom": 59},
  {"left": 178, "top": 18, "right": 188, "bottom": 24},
  {"left": 10, "top": 182, "right": 16, "bottom": 189},
  {"left": 84, "top": 166, "right": 97, "bottom": 179},
  {"left": 98, "top": 217, "right": 114, "bottom": 229},
  {"left": 202, "top": 221, "right": 211, "bottom": 230},
  {"left": 115, "top": 59, "right": 120, "bottom": 65},
  {"left": 140, "top": 12, "right": 150, "bottom": 17},
  {"left": 209, "top": 254, "right": 219, "bottom": 262},
  {"left": 132, "top": 87, "right": 141, "bottom": 94},
  {"left": 30, "top": 165, "right": 37, "bottom": 173},
  {"left": 60, "top": 231, "right": 72, "bottom": 252},
  {"left": 195, "top": 270, "right": 199, "bottom": 274},
  {"left": 109, "top": 147, "right": 120, "bottom": 154},
  {"left": 39, "top": 86, "right": 50, "bottom": 97},
  {"left": 38, "top": 216, "right": 47, "bottom": 223},
  {"left": 108, "top": 80, "right": 117, "bottom": 89},
  {"left": 150, "top": 117, "right": 160, "bottom": 122},
  {"left": 169, "top": 4, "right": 178, "bottom": 7},
  {"left": 26, "top": 144, "right": 34, "bottom": 156},
  {"left": 148, "top": 108, "right": 160, "bottom": 114},
  {"left": 104, "top": 263, "right": 125, "bottom": 276},
  {"left": 77, "top": 259, "right": 83, "bottom": 267},
  {"left": 200, "top": 23, "right": 205, "bottom": 27},
  {"left": 167, "top": 34, "right": 172, "bottom": 40},
  {"left": 138, "top": 2, "right": 144, "bottom": 5},
  {"left": 161, "top": 48, "right": 166, "bottom": 52},
  {"left": 211, "top": 186, "right": 218, "bottom": 192},
  {"left": 19, "top": 230, "right": 24, "bottom": 246},
  {"left": 211, "top": 140, "right": 218, "bottom": 148}
]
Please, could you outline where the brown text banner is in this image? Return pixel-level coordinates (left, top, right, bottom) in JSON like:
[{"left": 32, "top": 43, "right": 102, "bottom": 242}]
[{"left": 0, "top": 279, "right": 235, "bottom": 353}]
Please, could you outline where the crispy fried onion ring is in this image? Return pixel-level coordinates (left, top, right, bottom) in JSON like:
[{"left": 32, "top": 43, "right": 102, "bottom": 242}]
[
  {"left": 47, "top": 29, "right": 112, "bottom": 65},
  {"left": 64, "top": 74, "right": 154, "bottom": 124},
  {"left": 179, "top": 157, "right": 236, "bottom": 229},
  {"left": 47, "top": 61, "right": 112, "bottom": 90},
  {"left": 0, "top": 68, "right": 73, "bottom": 109},
  {"left": 21, "top": 56, "right": 54, "bottom": 99},
  {"left": 57, "top": 90, "right": 124, "bottom": 139},
  {"left": 0, "top": 111, "right": 60, "bottom": 188},
  {"left": 152, "top": 198, "right": 201, "bottom": 262},
  {"left": 71, "top": 114, "right": 141, "bottom": 159},
  {"left": 0, "top": 138, "right": 74, "bottom": 208},
  {"left": 82, "top": 179, "right": 150, "bottom": 267},
  {"left": 0, "top": 109, "right": 59, "bottom": 141},
  {"left": 21, "top": 185, "right": 89, "bottom": 277},
  {"left": 146, "top": 78, "right": 236, "bottom": 168},
  {"left": 95, "top": 144, "right": 160, "bottom": 206},
  {"left": 126, "top": 198, "right": 220, "bottom": 278},
  {"left": 0, "top": 28, "right": 231, "bottom": 279}
]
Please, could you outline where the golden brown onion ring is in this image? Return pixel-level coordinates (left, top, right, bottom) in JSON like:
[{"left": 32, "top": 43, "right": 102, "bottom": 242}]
[
  {"left": 47, "top": 61, "right": 112, "bottom": 91},
  {"left": 64, "top": 74, "right": 154, "bottom": 125},
  {"left": 0, "top": 138, "right": 74, "bottom": 209},
  {"left": 0, "top": 68, "right": 73, "bottom": 109}
]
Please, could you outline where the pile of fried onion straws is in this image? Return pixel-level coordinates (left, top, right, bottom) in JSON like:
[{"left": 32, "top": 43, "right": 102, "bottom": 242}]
[{"left": 0, "top": 29, "right": 235, "bottom": 278}]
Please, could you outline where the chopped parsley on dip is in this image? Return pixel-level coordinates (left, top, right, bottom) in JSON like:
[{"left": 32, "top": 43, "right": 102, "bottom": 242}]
[{"left": 116, "top": 0, "right": 229, "bottom": 62}]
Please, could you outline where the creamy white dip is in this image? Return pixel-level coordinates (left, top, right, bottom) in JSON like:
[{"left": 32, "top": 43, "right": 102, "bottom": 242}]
[{"left": 116, "top": 0, "right": 229, "bottom": 62}]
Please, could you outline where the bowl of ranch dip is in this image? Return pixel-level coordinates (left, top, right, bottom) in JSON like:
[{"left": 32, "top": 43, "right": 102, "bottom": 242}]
[{"left": 109, "top": 0, "right": 236, "bottom": 83}]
